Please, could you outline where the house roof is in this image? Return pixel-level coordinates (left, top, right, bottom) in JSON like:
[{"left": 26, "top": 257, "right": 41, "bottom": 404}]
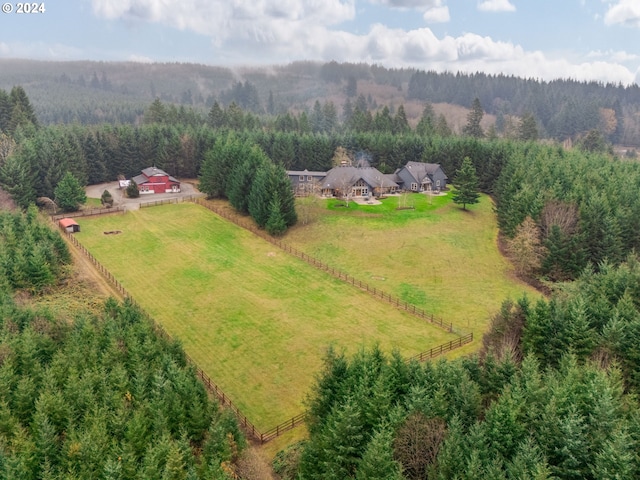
[
  {"left": 59, "top": 218, "right": 79, "bottom": 228},
  {"left": 287, "top": 169, "right": 327, "bottom": 177},
  {"left": 402, "top": 162, "right": 448, "bottom": 183},
  {"left": 321, "top": 166, "right": 398, "bottom": 190}
]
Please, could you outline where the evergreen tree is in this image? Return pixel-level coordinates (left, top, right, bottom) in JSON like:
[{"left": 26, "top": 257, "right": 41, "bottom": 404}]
[
  {"left": 393, "top": 105, "right": 410, "bottom": 134},
  {"left": 356, "top": 425, "right": 403, "bottom": 480},
  {"left": 452, "top": 157, "right": 480, "bottom": 210},
  {"left": 265, "top": 196, "right": 287, "bottom": 236},
  {"left": 463, "top": 97, "right": 485, "bottom": 138},
  {"left": 416, "top": 104, "right": 436, "bottom": 137},
  {"left": 518, "top": 113, "right": 539, "bottom": 141},
  {"left": 126, "top": 179, "right": 139, "bottom": 198},
  {"left": 207, "top": 102, "right": 226, "bottom": 129},
  {"left": 53, "top": 171, "right": 86, "bottom": 212}
]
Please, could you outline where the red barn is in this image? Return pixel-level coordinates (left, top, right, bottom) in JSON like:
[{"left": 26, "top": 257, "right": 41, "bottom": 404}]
[{"left": 132, "top": 167, "right": 181, "bottom": 195}]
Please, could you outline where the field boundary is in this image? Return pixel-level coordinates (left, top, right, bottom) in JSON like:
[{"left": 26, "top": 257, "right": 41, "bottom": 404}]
[
  {"left": 55, "top": 202, "right": 474, "bottom": 443},
  {"left": 193, "top": 198, "right": 457, "bottom": 333}
]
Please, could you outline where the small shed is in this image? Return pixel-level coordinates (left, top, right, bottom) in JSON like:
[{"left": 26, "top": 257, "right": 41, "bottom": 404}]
[{"left": 59, "top": 218, "right": 80, "bottom": 233}]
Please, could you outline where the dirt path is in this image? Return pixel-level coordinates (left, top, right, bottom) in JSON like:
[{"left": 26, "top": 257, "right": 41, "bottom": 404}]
[{"left": 65, "top": 235, "right": 124, "bottom": 300}]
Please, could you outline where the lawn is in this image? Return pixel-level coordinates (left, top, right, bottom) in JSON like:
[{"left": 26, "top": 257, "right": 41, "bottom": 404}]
[
  {"left": 74, "top": 203, "right": 459, "bottom": 430},
  {"left": 287, "top": 192, "right": 541, "bottom": 348}
]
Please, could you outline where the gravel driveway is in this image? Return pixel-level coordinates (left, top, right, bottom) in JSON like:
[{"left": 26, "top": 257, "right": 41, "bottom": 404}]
[{"left": 85, "top": 180, "right": 204, "bottom": 210}]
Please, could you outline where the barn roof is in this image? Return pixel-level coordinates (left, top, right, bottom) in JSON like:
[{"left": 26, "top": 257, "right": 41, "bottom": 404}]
[{"left": 59, "top": 218, "right": 79, "bottom": 228}]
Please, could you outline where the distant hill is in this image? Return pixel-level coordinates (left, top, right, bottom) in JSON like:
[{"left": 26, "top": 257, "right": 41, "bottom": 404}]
[{"left": 1, "top": 58, "right": 639, "bottom": 145}]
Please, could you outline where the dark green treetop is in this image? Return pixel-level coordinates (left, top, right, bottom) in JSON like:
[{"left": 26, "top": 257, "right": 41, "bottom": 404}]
[{"left": 452, "top": 157, "right": 480, "bottom": 210}]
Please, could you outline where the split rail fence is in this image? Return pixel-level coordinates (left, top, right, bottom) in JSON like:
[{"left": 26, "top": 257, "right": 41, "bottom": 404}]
[
  {"left": 55, "top": 199, "right": 475, "bottom": 443},
  {"left": 193, "top": 198, "right": 456, "bottom": 333}
]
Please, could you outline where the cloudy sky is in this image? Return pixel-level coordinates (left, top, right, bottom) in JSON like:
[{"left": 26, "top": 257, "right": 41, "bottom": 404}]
[{"left": 1, "top": 0, "right": 639, "bottom": 84}]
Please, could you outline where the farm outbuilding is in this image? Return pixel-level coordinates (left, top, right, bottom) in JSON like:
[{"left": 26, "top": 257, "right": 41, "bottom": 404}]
[{"left": 59, "top": 218, "right": 80, "bottom": 233}]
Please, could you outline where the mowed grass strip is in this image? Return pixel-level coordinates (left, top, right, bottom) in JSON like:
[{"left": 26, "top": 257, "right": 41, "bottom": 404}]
[
  {"left": 287, "top": 192, "right": 541, "bottom": 347},
  {"left": 75, "top": 203, "right": 457, "bottom": 429}
]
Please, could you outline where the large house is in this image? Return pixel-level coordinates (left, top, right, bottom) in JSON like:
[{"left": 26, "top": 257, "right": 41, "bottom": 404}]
[
  {"left": 320, "top": 165, "right": 399, "bottom": 198},
  {"left": 394, "top": 161, "right": 448, "bottom": 192},
  {"left": 132, "top": 167, "right": 181, "bottom": 195},
  {"left": 287, "top": 161, "right": 446, "bottom": 198}
]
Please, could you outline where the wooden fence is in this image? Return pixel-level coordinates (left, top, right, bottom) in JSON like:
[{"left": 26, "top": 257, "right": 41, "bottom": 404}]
[
  {"left": 407, "top": 333, "right": 474, "bottom": 363},
  {"left": 55, "top": 200, "right": 475, "bottom": 443},
  {"left": 51, "top": 206, "right": 126, "bottom": 221},
  {"left": 193, "top": 198, "right": 456, "bottom": 333},
  {"left": 139, "top": 194, "right": 202, "bottom": 209}
]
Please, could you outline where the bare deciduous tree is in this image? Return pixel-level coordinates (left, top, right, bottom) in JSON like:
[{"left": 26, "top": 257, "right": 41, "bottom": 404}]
[
  {"left": 540, "top": 200, "right": 579, "bottom": 239},
  {"left": 506, "top": 216, "right": 546, "bottom": 277},
  {"left": 393, "top": 413, "right": 446, "bottom": 480}
]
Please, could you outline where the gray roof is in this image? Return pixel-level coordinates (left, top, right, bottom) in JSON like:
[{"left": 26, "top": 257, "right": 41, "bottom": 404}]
[
  {"left": 142, "top": 166, "right": 169, "bottom": 177},
  {"left": 321, "top": 166, "right": 398, "bottom": 190},
  {"left": 402, "top": 161, "right": 447, "bottom": 183},
  {"left": 287, "top": 169, "right": 327, "bottom": 177},
  {"left": 132, "top": 174, "right": 147, "bottom": 185},
  {"left": 133, "top": 169, "right": 180, "bottom": 185}
]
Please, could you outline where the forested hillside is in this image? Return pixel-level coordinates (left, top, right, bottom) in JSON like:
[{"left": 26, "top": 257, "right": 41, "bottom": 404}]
[{"left": 2, "top": 59, "right": 640, "bottom": 145}]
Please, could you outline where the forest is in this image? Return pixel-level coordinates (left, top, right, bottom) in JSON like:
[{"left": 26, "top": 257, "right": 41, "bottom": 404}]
[
  {"left": 1, "top": 59, "right": 640, "bottom": 145},
  {"left": 2, "top": 71, "right": 640, "bottom": 478}
]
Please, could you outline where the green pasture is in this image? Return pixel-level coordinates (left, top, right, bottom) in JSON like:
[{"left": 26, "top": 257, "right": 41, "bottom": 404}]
[
  {"left": 75, "top": 203, "right": 458, "bottom": 430},
  {"left": 287, "top": 192, "right": 541, "bottom": 346}
]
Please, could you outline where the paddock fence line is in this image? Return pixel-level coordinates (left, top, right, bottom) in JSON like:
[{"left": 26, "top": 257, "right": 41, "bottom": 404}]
[
  {"left": 57, "top": 226, "right": 306, "bottom": 444},
  {"left": 51, "top": 206, "right": 126, "bottom": 221},
  {"left": 138, "top": 194, "right": 202, "bottom": 209},
  {"left": 54, "top": 208, "right": 475, "bottom": 444},
  {"left": 193, "top": 198, "right": 456, "bottom": 334},
  {"left": 407, "top": 333, "right": 473, "bottom": 363}
]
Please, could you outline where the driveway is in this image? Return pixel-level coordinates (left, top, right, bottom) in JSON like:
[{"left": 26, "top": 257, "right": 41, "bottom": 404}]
[{"left": 85, "top": 180, "right": 204, "bottom": 210}]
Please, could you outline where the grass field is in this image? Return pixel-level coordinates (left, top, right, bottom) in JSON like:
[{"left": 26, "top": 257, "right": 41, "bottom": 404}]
[
  {"left": 287, "top": 192, "right": 540, "bottom": 347},
  {"left": 74, "top": 203, "right": 459, "bottom": 430}
]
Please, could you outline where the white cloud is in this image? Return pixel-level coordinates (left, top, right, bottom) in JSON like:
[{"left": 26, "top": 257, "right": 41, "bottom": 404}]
[
  {"left": 88, "top": 0, "right": 636, "bottom": 85},
  {"left": 128, "top": 54, "right": 154, "bottom": 63},
  {"left": 604, "top": 0, "right": 640, "bottom": 27},
  {"left": 587, "top": 49, "right": 639, "bottom": 63},
  {"left": 478, "top": 0, "right": 516, "bottom": 13},
  {"left": 423, "top": 6, "right": 450, "bottom": 23},
  {"left": 369, "top": 0, "right": 443, "bottom": 8},
  {"left": 0, "top": 41, "right": 82, "bottom": 60}
]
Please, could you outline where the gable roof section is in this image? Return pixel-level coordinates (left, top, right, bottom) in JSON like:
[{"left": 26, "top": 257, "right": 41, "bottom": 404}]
[
  {"left": 142, "top": 166, "right": 169, "bottom": 177},
  {"left": 134, "top": 168, "right": 180, "bottom": 185},
  {"left": 59, "top": 218, "right": 79, "bottom": 228},
  {"left": 403, "top": 161, "right": 447, "bottom": 183},
  {"left": 287, "top": 169, "right": 327, "bottom": 177},
  {"left": 322, "top": 166, "right": 398, "bottom": 189}
]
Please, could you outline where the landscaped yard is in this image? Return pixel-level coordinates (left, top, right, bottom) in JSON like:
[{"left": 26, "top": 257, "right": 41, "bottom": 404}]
[
  {"left": 286, "top": 191, "right": 541, "bottom": 346},
  {"left": 74, "top": 203, "right": 459, "bottom": 431}
]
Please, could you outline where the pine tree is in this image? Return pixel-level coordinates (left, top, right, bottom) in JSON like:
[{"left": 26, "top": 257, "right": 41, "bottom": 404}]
[
  {"left": 356, "top": 425, "right": 403, "bottom": 480},
  {"left": 452, "top": 157, "right": 480, "bottom": 210},
  {"left": 518, "top": 112, "right": 539, "bottom": 141},
  {"left": 53, "top": 171, "right": 86, "bottom": 212},
  {"left": 265, "top": 196, "right": 287, "bottom": 236},
  {"left": 463, "top": 97, "right": 485, "bottom": 138}
]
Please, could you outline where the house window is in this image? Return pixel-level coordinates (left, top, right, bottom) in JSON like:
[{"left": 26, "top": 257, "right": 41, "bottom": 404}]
[
  {"left": 307, "top": 175, "right": 312, "bottom": 181},
  {"left": 299, "top": 175, "right": 304, "bottom": 181},
  {"left": 436, "top": 180, "right": 441, "bottom": 187},
  {"left": 411, "top": 183, "right": 418, "bottom": 191}
]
